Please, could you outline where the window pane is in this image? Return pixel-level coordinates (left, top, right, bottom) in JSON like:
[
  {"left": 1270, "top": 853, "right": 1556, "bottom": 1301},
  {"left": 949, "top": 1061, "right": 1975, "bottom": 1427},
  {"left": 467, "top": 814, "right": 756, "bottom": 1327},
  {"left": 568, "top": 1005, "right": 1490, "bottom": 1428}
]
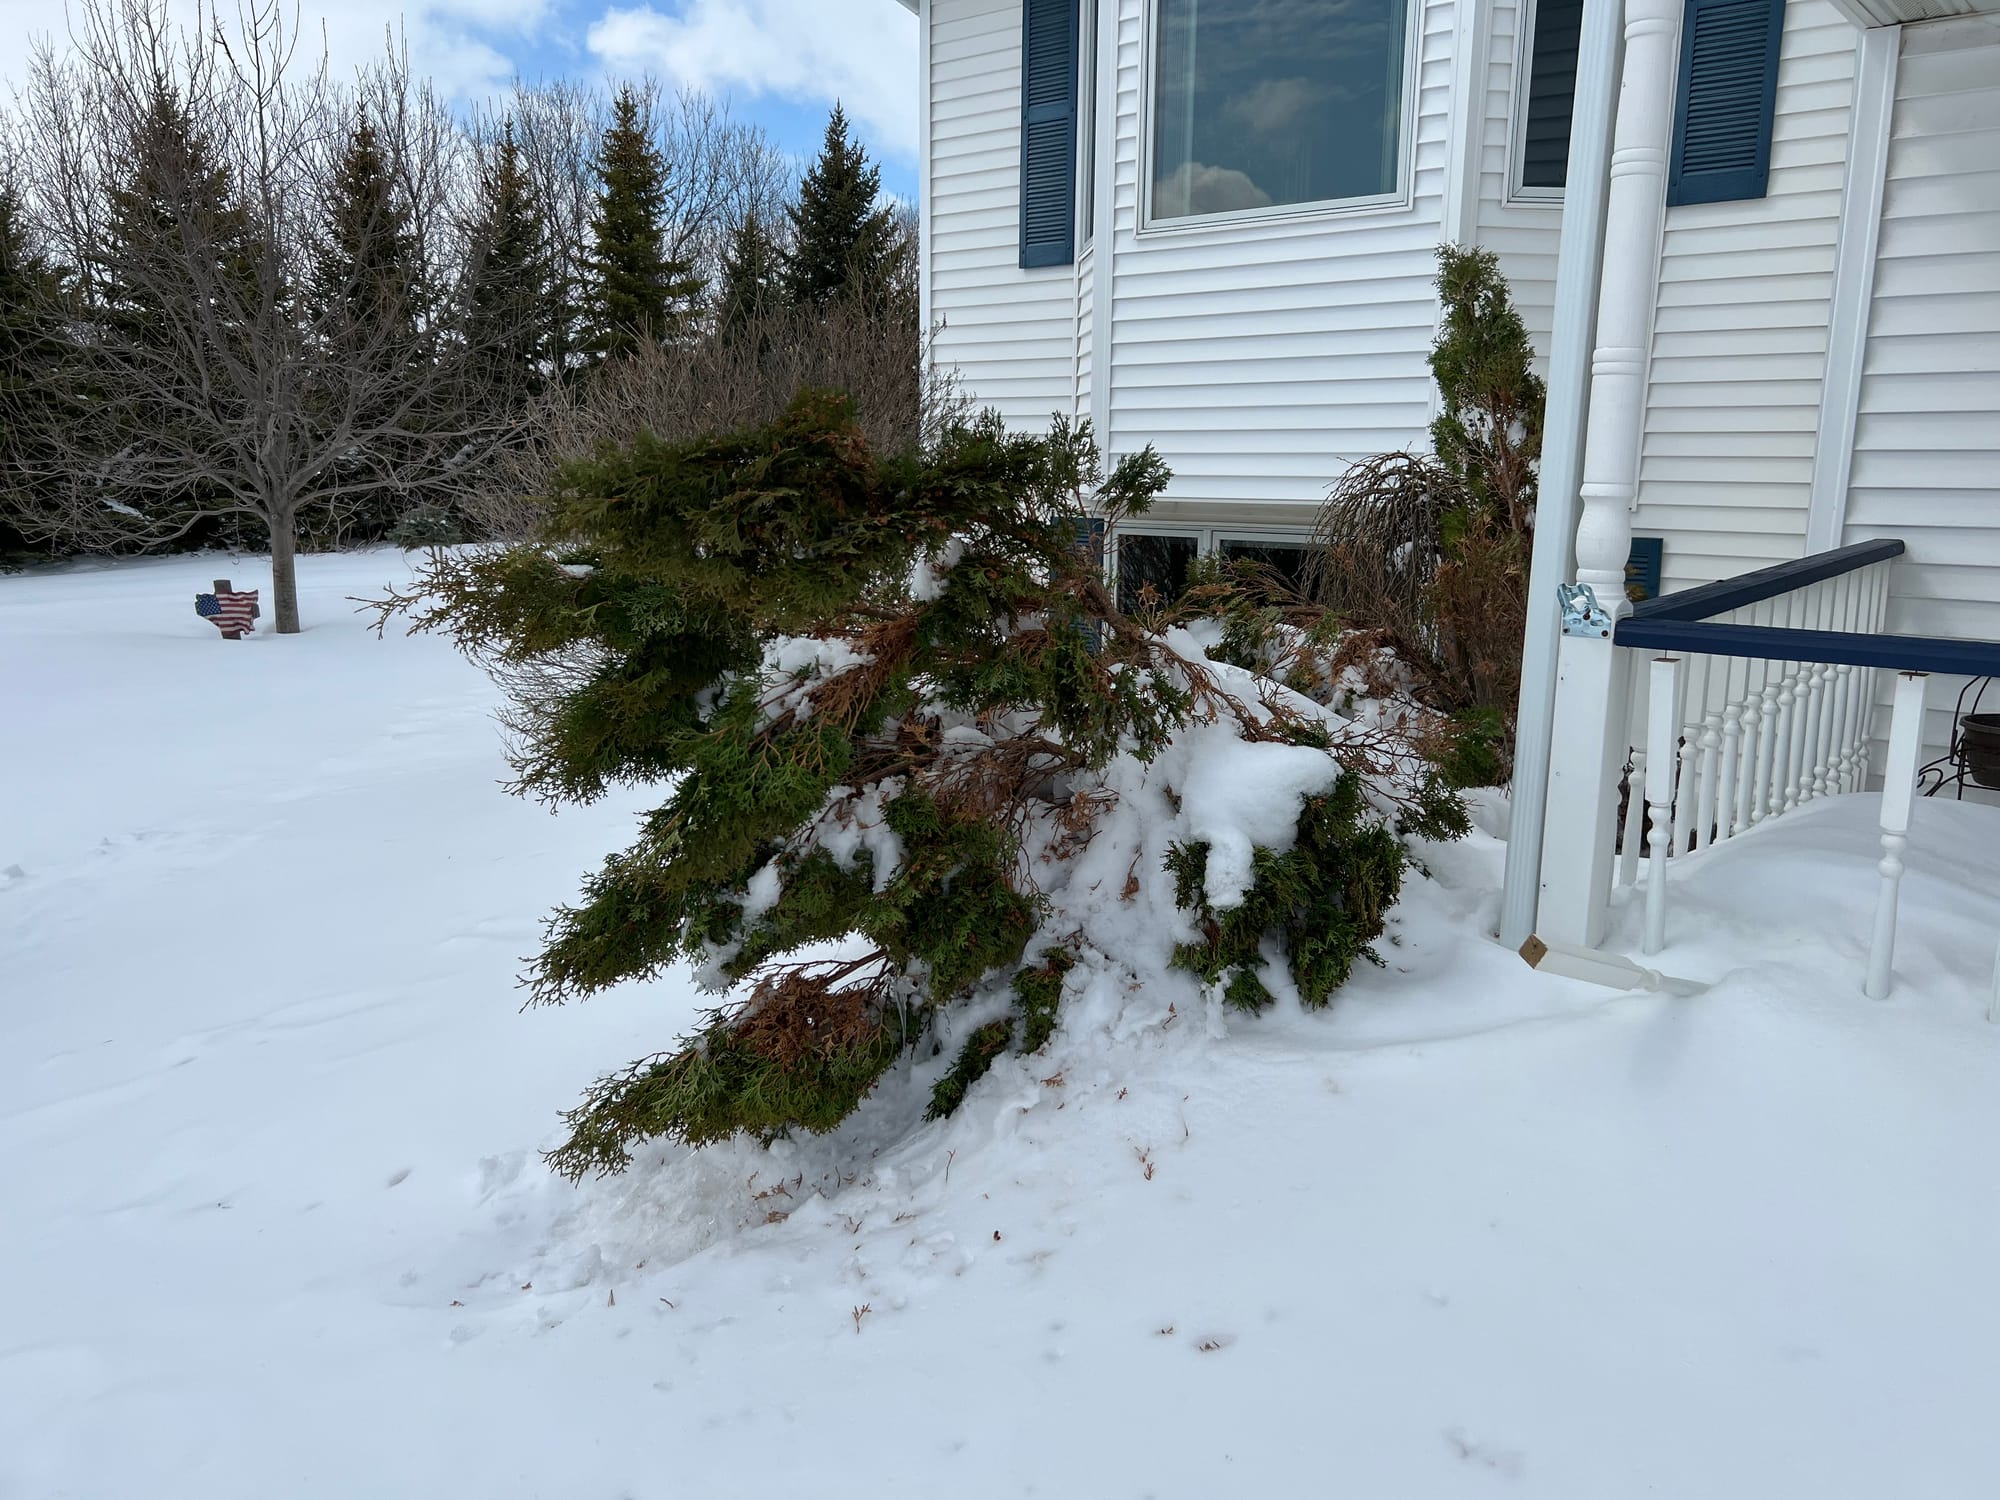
[
  {"left": 1220, "top": 539, "right": 1311, "bottom": 598},
  {"left": 1152, "top": 0, "right": 1409, "bottom": 220},
  {"left": 1522, "top": 0, "right": 1583, "bottom": 189},
  {"left": 1117, "top": 533, "right": 1198, "bottom": 613}
]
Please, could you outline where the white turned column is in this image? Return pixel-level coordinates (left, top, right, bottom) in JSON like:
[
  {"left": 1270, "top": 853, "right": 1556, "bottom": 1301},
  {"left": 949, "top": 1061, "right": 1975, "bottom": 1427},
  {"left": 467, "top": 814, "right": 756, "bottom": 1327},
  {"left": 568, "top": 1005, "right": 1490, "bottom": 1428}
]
[
  {"left": 1537, "top": 0, "right": 1685, "bottom": 948},
  {"left": 1865, "top": 671, "right": 1929, "bottom": 1001}
]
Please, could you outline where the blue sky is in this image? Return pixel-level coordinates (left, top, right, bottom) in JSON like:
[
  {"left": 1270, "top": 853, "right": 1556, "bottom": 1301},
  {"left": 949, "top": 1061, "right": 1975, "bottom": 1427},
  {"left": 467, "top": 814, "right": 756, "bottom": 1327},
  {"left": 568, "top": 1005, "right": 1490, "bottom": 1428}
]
[{"left": 4, "top": 0, "right": 921, "bottom": 198}]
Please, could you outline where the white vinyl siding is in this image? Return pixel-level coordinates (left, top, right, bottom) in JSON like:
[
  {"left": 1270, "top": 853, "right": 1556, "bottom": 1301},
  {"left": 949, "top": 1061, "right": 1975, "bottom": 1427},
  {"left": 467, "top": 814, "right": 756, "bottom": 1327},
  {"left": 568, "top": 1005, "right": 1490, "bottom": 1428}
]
[
  {"left": 1474, "top": 0, "right": 1564, "bottom": 360},
  {"left": 1103, "top": 0, "right": 1454, "bottom": 522},
  {"left": 928, "top": 0, "right": 1083, "bottom": 431},
  {"left": 1845, "top": 17, "right": 2000, "bottom": 773},
  {"left": 1632, "top": 0, "right": 1860, "bottom": 594}
]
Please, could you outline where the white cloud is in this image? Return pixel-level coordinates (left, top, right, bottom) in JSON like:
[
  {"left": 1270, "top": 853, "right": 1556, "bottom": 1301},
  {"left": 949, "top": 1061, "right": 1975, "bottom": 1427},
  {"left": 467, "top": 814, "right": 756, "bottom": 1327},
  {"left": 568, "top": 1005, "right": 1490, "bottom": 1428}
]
[
  {"left": 1, "top": 0, "right": 549, "bottom": 101},
  {"left": 586, "top": 0, "right": 919, "bottom": 160}
]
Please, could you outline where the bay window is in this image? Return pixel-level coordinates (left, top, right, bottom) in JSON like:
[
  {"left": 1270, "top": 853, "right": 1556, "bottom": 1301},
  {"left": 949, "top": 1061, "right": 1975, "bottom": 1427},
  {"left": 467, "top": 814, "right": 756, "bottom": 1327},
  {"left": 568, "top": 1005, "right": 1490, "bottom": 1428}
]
[{"left": 1149, "top": 0, "right": 1412, "bottom": 224}]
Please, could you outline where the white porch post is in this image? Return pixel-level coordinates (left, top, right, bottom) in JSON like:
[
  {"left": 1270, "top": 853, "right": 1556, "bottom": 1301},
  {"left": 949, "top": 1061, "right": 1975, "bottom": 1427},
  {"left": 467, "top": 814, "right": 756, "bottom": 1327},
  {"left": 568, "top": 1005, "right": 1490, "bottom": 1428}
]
[
  {"left": 1537, "top": 0, "right": 1684, "bottom": 948},
  {"left": 1497, "top": 0, "right": 1622, "bottom": 949}
]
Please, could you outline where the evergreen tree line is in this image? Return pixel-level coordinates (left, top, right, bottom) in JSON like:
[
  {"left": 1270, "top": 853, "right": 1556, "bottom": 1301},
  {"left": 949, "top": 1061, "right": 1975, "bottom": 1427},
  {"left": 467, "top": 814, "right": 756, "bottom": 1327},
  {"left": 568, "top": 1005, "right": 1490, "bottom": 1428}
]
[{"left": 0, "top": 0, "right": 917, "bottom": 632}]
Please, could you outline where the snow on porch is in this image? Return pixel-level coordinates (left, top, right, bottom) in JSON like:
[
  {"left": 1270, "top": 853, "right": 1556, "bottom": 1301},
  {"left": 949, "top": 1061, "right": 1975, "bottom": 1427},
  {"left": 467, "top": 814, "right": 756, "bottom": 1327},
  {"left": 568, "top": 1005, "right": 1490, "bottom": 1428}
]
[
  {"left": 4, "top": 554, "right": 2000, "bottom": 1497},
  {"left": 1607, "top": 790, "right": 2000, "bottom": 1007}
]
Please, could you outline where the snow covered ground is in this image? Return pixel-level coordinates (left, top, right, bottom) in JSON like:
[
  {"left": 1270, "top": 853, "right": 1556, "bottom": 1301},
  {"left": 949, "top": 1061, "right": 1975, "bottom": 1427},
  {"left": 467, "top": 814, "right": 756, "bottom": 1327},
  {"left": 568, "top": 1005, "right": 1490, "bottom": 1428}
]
[{"left": 6, "top": 550, "right": 2000, "bottom": 1499}]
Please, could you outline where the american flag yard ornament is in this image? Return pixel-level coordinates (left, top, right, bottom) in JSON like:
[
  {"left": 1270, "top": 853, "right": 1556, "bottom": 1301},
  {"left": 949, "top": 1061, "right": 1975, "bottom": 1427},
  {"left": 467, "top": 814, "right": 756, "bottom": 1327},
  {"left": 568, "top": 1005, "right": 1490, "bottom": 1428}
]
[{"left": 194, "top": 578, "right": 260, "bottom": 640}]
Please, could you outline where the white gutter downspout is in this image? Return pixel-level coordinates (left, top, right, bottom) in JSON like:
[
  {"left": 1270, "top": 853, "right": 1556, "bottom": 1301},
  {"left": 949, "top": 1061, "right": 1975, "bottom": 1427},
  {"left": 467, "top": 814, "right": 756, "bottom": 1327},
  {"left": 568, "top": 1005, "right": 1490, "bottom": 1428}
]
[{"left": 1497, "top": 0, "right": 1626, "bottom": 949}]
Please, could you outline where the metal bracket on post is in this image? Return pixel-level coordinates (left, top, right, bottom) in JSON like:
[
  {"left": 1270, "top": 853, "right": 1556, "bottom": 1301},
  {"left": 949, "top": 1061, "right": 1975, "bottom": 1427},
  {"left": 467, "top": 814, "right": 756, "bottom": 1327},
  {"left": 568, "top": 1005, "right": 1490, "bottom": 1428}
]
[{"left": 1559, "top": 582, "right": 1613, "bottom": 640}]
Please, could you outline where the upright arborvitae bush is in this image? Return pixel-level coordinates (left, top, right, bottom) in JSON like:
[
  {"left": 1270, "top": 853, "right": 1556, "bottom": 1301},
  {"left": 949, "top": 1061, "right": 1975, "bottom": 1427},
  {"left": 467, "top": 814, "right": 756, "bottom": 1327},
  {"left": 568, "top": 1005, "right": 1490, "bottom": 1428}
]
[
  {"left": 586, "top": 88, "right": 702, "bottom": 360},
  {"left": 1429, "top": 244, "right": 1544, "bottom": 539},
  {"left": 388, "top": 395, "right": 1460, "bottom": 1177},
  {"left": 1311, "top": 244, "right": 1544, "bottom": 745}
]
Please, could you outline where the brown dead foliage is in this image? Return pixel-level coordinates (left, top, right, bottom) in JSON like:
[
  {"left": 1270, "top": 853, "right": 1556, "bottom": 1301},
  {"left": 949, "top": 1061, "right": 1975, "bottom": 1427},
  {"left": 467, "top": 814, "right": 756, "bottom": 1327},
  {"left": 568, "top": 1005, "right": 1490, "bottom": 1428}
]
[{"left": 736, "top": 966, "right": 891, "bottom": 1068}]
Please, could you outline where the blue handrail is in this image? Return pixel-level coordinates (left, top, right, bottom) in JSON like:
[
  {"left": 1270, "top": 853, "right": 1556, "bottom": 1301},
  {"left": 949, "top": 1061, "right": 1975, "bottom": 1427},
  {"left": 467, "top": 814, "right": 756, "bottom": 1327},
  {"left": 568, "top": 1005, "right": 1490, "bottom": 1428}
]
[
  {"left": 1626, "top": 538, "right": 1905, "bottom": 623},
  {"left": 1615, "top": 537, "right": 2000, "bottom": 675},
  {"left": 1614, "top": 618, "right": 2000, "bottom": 677}
]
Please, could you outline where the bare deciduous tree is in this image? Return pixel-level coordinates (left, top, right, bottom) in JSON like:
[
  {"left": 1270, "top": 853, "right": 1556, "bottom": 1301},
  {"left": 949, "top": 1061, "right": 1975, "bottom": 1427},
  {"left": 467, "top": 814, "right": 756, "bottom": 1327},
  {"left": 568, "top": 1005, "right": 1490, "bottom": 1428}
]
[{"left": 6, "top": 0, "right": 512, "bottom": 631}]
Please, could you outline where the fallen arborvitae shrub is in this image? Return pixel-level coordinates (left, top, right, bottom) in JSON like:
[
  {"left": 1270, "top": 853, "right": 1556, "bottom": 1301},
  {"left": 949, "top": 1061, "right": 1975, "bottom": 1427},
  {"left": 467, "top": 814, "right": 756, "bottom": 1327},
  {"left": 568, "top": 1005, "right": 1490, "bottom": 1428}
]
[{"left": 382, "top": 393, "right": 1464, "bottom": 1178}]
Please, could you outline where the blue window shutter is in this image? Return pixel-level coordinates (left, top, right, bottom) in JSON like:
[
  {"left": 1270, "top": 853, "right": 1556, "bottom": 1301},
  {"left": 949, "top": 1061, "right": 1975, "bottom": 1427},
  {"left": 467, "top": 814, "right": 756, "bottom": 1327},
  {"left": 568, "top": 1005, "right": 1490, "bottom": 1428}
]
[
  {"left": 1667, "top": 0, "right": 1785, "bottom": 207},
  {"left": 1521, "top": 0, "right": 1584, "bottom": 190},
  {"left": 1020, "top": 0, "right": 1079, "bottom": 268}
]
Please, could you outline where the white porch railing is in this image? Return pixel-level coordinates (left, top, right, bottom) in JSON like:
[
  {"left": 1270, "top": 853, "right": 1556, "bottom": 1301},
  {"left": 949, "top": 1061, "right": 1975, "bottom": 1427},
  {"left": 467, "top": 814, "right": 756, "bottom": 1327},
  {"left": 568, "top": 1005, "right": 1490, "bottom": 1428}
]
[
  {"left": 1610, "top": 547, "right": 1898, "bottom": 906},
  {"left": 1551, "top": 539, "right": 2000, "bottom": 1007}
]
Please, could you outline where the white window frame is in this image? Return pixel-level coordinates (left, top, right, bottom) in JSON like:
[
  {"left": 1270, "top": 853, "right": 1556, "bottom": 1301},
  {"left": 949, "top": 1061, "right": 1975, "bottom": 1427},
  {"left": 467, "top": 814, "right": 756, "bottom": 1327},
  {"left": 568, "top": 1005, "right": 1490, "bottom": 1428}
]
[
  {"left": 1137, "top": 0, "right": 1425, "bottom": 235},
  {"left": 1507, "top": 0, "right": 1570, "bottom": 205}
]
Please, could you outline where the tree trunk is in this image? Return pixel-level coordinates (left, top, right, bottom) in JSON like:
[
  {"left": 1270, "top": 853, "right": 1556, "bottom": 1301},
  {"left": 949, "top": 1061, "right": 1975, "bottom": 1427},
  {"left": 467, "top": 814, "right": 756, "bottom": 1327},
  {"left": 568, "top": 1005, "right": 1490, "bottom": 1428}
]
[{"left": 269, "top": 512, "right": 301, "bottom": 634}]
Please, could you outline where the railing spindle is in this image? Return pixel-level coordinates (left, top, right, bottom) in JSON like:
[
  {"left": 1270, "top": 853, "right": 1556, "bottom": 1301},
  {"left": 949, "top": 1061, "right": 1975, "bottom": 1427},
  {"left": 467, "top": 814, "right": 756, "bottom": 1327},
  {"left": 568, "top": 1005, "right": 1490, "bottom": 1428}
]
[
  {"left": 1695, "top": 696, "right": 1722, "bottom": 850},
  {"left": 1671, "top": 654, "right": 1703, "bottom": 856},
  {"left": 1645, "top": 655, "right": 1681, "bottom": 956},
  {"left": 1805, "top": 583, "right": 1836, "bottom": 802},
  {"left": 1865, "top": 671, "right": 1928, "bottom": 1000},
  {"left": 1618, "top": 668, "right": 1648, "bottom": 891},
  {"left": 1776, "top": 590, "right": 1804, "bottom": 817}
]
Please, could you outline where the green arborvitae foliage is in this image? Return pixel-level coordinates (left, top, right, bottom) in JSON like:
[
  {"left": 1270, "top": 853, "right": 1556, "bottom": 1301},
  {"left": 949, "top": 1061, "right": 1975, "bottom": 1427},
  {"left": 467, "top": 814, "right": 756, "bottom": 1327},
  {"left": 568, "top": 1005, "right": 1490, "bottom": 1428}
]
[
  {"left": 783, "top": 104, "right": 898, "bottom": 309},
  {"left": 464, "top": 121, "right": 556, "bottom": 403},
  {"left": 394, "top": 393, "right": 1191, "bottom": 1174},
  {"left": 559, "top": 1000, "right": 912, "bottom": 1170},
  {"left": 390, "top": 393, "right": 1459, "bottom": 1176},
  {"left": 1013, "top": 951, "right": 1075, "bottom": 1054},
  {"left": 1427, "top": 243, "right": 1545, "bottom": 538},
  {"left": 926, "top": 1019, "right": 1015, "bottom": 1121},
  {"left": 716, "top": 209, "right": 784, "bottom": 336},
  {"left": 0, "top": 180, "right": 68, "bottom": 560},
  {"left": 585, "top": 88, "right": 702, "bottom": 360},
  {"left": 1167, "top": 766, "right": 1461, "bottom": 1013}
]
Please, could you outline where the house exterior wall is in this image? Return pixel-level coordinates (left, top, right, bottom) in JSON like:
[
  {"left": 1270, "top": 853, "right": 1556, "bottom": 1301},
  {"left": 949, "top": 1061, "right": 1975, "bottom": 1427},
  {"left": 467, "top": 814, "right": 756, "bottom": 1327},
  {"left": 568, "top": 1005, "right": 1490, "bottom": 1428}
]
[
  {"left": 1844, "top": 16, "right": 2000, "bottom": 645},
  {"left": 1628, "top": 0, "right": 1862, "bottom": 596},
  {"left": 1099, "top": 0, "right": 1455, "bottom": 528},
  {"left": 1845, "top": 15, "right": 2000, "bottom": 772},
  {"left": 924, "top": 0, "right": 1471, "bottom": 535},
  {"left": 1472, "top": 0, "right": 1564, "bottom": 358},
  {"left": 927, "top": 0, "right": 1082, "bottom": 432}
]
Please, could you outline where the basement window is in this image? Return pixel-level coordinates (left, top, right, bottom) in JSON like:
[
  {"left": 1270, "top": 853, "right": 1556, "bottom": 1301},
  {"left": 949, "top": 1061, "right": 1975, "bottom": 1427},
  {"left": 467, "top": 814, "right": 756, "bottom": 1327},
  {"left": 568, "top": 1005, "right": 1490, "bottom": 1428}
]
[
  {"left": 1149, "top": 0, "right": 1412, "bottom": 224},
  {"left": 1116, "top": 533, "right": 1200, "bottom": 614}
]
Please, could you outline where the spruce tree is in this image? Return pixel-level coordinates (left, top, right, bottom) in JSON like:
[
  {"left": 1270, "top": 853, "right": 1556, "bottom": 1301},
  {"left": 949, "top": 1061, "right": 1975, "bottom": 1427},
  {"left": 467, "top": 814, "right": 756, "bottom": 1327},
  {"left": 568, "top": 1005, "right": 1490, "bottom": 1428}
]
[
  {"left": 97, "top": 86, "right": 256, "bottom": 353},
  {"left": 87, "top": 86, "right": 259, "bottom": 549},
  {"left": 309, "top": 111, "right": 422, "bottom": 373},
  {"left": 0, "top": 182, "right": 67, "bottom": 559},
  {"left": 306, "top": 111, "right": 430, "bottom": 539},
  {"left": 715, "top": 209, "right": 783, "bottom": 337},
  {"left": 464, "top": 121, "right": 555, "bottom": 403},
  {"left": 784, "top": 104, "right": 896, "bottom": 309},
  {"left": 585, "top": 88, "right": 701, "bottom": 360}
]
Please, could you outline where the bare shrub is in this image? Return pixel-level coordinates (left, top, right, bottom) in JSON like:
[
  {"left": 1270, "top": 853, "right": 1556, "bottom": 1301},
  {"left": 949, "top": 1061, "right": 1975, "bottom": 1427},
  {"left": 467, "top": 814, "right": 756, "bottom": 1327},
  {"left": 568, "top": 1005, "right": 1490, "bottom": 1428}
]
[{"left": 456, "top": 281, "right": 962, "bottom": 540}]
